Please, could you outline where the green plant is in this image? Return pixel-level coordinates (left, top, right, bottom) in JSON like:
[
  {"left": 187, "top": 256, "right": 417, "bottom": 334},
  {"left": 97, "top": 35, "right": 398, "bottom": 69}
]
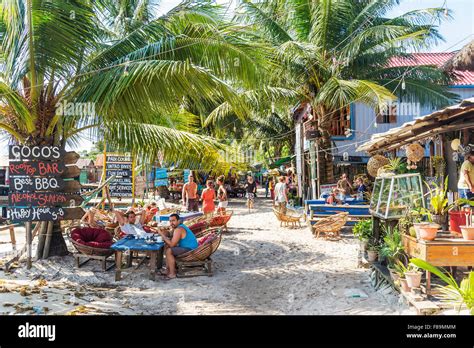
[
  {"left": 380, "top": 225, "right": 404, "bottom": 268},
  {"left": 353, "top": 219, "right": 372, "bottom": 242},
  {"left": 424, "top": 177, "right": 449, "bottom": 215},
  {"left": 450, "top": 198, "right": 474, "bottom": 211},
  {"left": 394, "top": 260, "right": 409, "bottom": 277},
  {"left": 431, "top": 156, "right": 446, "bottom": 179},
  {"left": 398, "top": 211, "right": 423, "bottom": 235},
  {"left": 411, "top": 258, "right": 474, "bottom": 314}
]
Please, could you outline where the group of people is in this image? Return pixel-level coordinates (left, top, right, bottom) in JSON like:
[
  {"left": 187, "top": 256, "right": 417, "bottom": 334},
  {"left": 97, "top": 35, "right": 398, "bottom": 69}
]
[
  {"left": 326, "top": 173, "right": 368, "bottom": 205},
  {"left": 181, "top": 174, "right": 228, "bottom": 215},
  {"left": 83, "top": 205, "right": 199, "bottom": 280}
]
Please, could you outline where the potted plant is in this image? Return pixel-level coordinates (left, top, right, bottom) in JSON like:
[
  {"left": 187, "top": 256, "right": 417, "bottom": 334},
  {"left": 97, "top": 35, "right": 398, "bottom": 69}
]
[
  {"left": 416, "top": 208, "right": 440, "bottom": 241},
  {"left": 394, "top": 261, "right": 410, "bottom": 292},
  {"left": 353, "top": 219, "right": 372, "bottom": 252},
  {"left": 405, "top": 263, "right": 422, "bottom": 289},
  {"left": 449, "top": 199, "right": 474, "bottom": 235},
  {"left": 424, "top": 177, "right": 449, "bottom": 231},
  {"left": 380, "top": 225, "right": 404, "bottom": 272},
  {"left": 411, "top": 258, "right": 474, "bottom": 314},
  {"left": 460, "top": 209, "right": 474, "bottom": 240},
  {"left": 366, "top": 243, "right": 379, "bottom": 262}
]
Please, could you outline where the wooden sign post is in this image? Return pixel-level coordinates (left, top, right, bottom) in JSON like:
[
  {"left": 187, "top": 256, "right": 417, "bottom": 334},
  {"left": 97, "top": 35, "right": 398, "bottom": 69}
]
[{"left": 8, "top": 145, "right": 84, "bottom": 267}]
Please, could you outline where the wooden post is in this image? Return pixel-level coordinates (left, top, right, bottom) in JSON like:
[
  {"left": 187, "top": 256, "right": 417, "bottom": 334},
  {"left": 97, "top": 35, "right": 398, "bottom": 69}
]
[
  {"left": 26, "top": 221, "right": 32, "bottom": 269},
  {"left": 42, "top": 221, "right": 54, "bottom": 259},
  {"left": 36, "top": 222, "right": 47, "bottom": 260},
  {"left": 131, "top": 153, "right": 136, "bottom": 206},
  {"left": 102, "top": 141, "right": 107, "bottom": 210},
  {"left": 309, "top": 140, "right": 317, "bottom": 199}
]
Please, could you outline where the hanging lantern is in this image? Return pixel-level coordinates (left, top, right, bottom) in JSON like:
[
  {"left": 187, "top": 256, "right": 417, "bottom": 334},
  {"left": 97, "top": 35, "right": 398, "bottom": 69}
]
[
  {"left": 406, "top": 143, "right": 424, "bottom": 169},
  {"left": 367, "top": 155, "right": 389, "bottom": 177},
  {"left": 451, "top": 138, "right": 461, "bottom": 151}
]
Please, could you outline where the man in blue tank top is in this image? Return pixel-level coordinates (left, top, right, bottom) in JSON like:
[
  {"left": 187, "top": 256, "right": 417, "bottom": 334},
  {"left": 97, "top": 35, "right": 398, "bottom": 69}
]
[{"left": 157, "top": 213, "right": 198, "bottom": 279}]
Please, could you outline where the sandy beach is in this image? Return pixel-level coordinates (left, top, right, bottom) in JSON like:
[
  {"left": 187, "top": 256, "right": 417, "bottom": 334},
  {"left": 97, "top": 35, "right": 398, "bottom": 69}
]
[{"left": 0, "top": 190, "right": 414, "bottom": 315}]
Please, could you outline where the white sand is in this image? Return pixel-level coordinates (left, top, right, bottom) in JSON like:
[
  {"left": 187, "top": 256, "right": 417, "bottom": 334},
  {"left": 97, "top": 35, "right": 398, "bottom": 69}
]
[{"left": 0, "top": 191, "right": 415, "bottom": 315}]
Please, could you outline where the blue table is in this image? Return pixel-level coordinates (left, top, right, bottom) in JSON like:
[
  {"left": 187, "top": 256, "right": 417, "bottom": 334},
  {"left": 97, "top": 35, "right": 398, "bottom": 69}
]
[
  {"left": 111, "top": 237, "right": 165, "bottom": 281},
  {"left": 158, "top": 211, "right": 203, "bottom": 222}
]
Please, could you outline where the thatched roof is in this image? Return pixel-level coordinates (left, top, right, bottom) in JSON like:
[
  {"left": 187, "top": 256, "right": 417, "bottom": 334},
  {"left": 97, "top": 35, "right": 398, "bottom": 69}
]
[{"left": 443, "top": 40, "right": 474, "bottom": 71}]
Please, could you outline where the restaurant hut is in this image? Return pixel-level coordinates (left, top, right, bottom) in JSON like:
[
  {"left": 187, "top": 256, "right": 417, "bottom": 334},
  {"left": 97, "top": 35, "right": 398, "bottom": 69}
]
[{"left": 356, "top": 98, "right": 474, "bottom": 303}]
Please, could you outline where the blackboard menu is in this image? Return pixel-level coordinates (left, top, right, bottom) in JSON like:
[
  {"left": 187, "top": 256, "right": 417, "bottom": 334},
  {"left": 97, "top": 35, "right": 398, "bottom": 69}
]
[
  {"left": 105, "top": 154, "right": 133, "bottom": 198},
  {"left": 8, "top": 145, "right": 84, "bottom": 222}
]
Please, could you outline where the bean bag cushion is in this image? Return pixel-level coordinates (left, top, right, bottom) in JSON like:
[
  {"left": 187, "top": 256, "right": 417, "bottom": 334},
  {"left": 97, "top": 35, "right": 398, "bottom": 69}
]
[{"left": 71, "top": 227, "right": 113, "bottom": 249}]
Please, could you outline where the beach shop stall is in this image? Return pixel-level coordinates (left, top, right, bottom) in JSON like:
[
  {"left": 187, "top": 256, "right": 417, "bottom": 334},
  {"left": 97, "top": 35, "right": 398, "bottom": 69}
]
[{"left": 355, "top": 98, "right": 474, "bottom": 311}]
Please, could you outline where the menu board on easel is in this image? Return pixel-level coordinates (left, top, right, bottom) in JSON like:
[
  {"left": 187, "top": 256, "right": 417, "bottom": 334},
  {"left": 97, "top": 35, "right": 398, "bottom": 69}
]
[{"left": 105, "top": 153, "right": 134, "bottom": 198}]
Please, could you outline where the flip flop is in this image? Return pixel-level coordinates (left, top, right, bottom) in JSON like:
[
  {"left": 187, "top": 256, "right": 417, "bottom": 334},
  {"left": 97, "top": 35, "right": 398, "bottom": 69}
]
[
  {"left": 162, "top": 275, "right": 176, "bottom": 281},
  {"left": 159, "top": 269, "right": 168, "bottom": 276}
]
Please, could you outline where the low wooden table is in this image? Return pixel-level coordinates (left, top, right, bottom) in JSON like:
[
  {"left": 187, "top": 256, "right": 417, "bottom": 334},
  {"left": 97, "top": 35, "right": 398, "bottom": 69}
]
[
  {"left": 402, "top": 234, "right": 474, "bottom": 294},
  {"left": 111, "top": 237, "right": 164, "bottom": 281}
]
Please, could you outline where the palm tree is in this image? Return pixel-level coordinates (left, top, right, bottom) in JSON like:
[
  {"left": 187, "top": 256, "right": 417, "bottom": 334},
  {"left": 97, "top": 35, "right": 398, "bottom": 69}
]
[
  {"left": 0, "top": 0, "right": 268, "bottom": 256},
  {"left": 236, "top": 0, "right": 458, "bottom": 183}
]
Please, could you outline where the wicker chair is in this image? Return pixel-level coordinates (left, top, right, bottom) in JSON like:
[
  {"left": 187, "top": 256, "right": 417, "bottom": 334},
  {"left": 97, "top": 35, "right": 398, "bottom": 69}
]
[
  {"left": 209, "top": 210, "right": 233, "bottom": 232},
  {"left": 175, "top": 227, "right": 223, "bottom": 277},
  {"left": 66, "top": 225, "right": 115, "bottom": 271},
  {"left": 273, "top": 208, "right": 302, "bottom": 228},
  {"left": 310, "top": 212, "right": 349, "bottom": 239}
]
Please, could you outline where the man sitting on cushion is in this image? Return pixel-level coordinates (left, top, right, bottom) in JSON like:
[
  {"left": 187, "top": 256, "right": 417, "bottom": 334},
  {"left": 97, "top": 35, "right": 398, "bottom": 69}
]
[{"left": 157, "top": 213, "right": 198, "bottom": 280}]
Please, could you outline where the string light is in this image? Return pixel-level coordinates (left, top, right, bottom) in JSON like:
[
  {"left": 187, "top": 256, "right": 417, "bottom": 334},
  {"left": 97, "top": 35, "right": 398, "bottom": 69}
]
[{"left": 401, "top": 79, "right": 406, "bottom": 90}]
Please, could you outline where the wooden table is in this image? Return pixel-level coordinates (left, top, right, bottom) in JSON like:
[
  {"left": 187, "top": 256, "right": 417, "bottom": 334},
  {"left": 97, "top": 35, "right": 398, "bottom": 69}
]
[
  {"left": 111, "top": 237, "right": 164, "bottom": 281},
  {"left": 402, "top": 234, "right": 474, "bottom": 294}
]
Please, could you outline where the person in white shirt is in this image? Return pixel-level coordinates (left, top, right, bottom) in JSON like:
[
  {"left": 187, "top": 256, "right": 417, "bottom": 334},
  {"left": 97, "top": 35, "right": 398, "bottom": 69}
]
[
  {"left": 113, "top": 209, "right": 151, "bottom": 237},
  {"left": 274, "top": 176, "right": 288, "bottom": 214}
]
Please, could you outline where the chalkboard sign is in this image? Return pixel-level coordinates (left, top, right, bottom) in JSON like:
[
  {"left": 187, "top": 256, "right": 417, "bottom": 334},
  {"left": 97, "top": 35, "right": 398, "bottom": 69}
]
[
  {"left": 8, "top": 145, "right": 83, "bottom": 222},
  {"left": 9, "top": 192, "right": 83, "bottom": 207},
  {"left": 106, "top": 170, "right": 133, "bottom": 177},
  {"left": 9, "top": 206, "right": 84, "bottom": 221},
  {"left": 106, "top": 155, "right": 132, "bottom": 162},
  {"left": 105, "top": 153, "right": 134, "bottom": 198}
]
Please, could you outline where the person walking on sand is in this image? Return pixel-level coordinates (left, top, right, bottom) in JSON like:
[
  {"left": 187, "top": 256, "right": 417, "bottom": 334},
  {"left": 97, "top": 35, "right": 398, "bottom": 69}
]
[
  {"left": 201, "top": 180, "right": 216, "bottom": 215},
  {"left": 274, "top": 176, "right": 288, "bottom": 214},
  {"left": 217, "top": 175, "right": 228, "bottom": 214},
  {"left": 245, "top": 175, "right": 257, "bottom": 212},
  {"left": 269, "top": 177, "right": 275, "bottom": 203},
  {"left": 182, "top": 174, "right": 199, "bottom": 211}
]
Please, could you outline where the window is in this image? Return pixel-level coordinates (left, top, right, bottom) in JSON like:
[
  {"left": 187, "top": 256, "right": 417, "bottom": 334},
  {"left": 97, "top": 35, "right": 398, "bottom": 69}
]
[
  {"left": 376, "top": 104, "right": 397, "bottom": 124},
  {"left": 330, "top": 106, "right": 351, "bottom": 136}
]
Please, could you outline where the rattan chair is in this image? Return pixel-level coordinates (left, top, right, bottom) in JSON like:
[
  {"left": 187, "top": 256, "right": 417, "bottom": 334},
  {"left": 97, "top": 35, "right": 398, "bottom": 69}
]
[
  {"left": 273, "top": 208, "right": 302, "bottom": 228},
  {"left": 209, "top": 210, "right": 233, "bottom": 232},
  {"left": 175, "top": 227, "right": 223, "bottom": 277},
  {"left": 66, "top": 225, "right": 115, "bottom": 271},
  {"left": 310, "top": 212, "right": 349, "bottom": 239}
]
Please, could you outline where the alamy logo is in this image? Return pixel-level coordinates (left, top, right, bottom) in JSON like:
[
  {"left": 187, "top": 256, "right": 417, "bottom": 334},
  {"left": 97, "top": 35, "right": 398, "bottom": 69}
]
[
  {"left": 18, "top": 322, "right": 56, "bottom": 341},
  {"left": 56, "top": 100, "right": 96, "bottom": 117}
]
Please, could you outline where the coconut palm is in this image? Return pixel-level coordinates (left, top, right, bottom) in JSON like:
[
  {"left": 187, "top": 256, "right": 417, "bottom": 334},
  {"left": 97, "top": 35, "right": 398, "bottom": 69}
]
[
  {"left": 235, "top": 0, "right": 458, "bottom": 183},
  {"left": 0, "top": 0, "right": 268, "bottom": 256}
]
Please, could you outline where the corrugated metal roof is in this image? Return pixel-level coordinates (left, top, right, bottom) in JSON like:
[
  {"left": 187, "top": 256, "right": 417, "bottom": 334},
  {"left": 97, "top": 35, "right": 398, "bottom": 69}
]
[
  {"left": 388, "top": 53, "right": 474, "bottom": 86},
  {"left": 357, "top": 97, "right": 474, "bottom": 153}
]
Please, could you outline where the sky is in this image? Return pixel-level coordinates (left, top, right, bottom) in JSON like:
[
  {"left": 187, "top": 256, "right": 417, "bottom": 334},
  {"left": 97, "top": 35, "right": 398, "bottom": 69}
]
[{"left": 2, "top": 0, "right": 473, "bottom": 155}]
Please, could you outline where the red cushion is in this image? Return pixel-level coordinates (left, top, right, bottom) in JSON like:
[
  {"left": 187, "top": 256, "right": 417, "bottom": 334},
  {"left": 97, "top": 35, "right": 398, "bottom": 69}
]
[
  {"left": 198, "top": 233, "right": 217, "bottom": 246},
  {"left": 83, "top": 241, "right": 113, "bottom": 249},
  {"left": 71, "top": 227, "right": 112, "bottom": 249},
  {"left": 189, "top": 221, "right": 207, "bottom": 234}
]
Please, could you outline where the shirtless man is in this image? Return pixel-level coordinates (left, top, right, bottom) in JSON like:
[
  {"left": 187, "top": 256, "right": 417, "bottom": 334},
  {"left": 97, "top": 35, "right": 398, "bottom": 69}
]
[{"left": 182, "top": 174, "right": 199, "bottom": 212}]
